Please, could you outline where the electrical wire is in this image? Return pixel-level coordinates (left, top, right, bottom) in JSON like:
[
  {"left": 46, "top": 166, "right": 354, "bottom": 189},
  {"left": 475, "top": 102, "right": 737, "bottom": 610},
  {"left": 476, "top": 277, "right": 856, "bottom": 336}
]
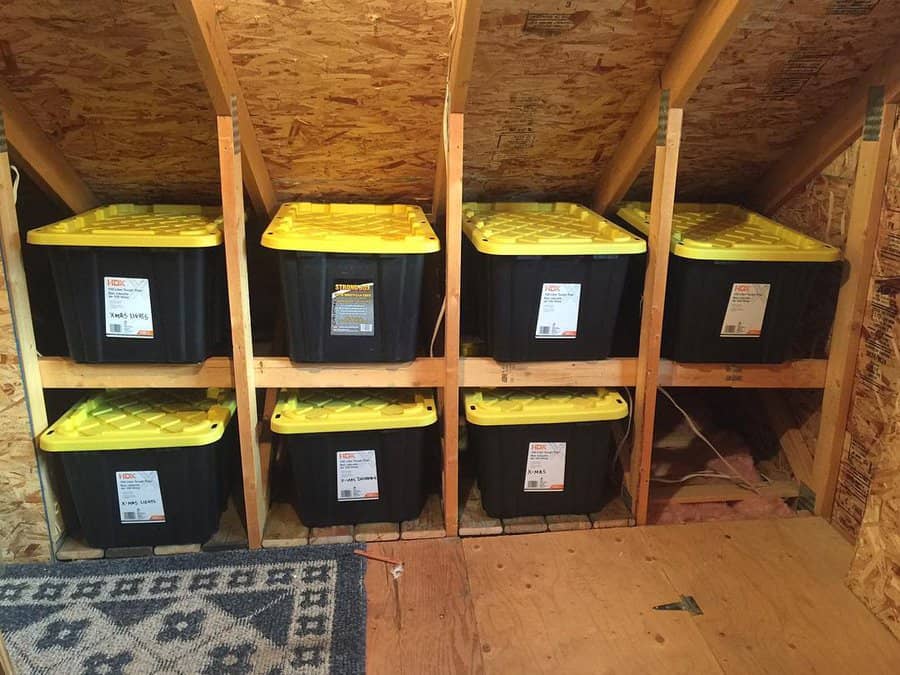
[
  {"left": 656, "top": 386, "right": 761, "bottom": 494},
  {"left": 11, "top": 165, "right": 19, "bottom": 204},
  {"left": 612, "top": 386, "right": 634, "bottom": 468},
  {"left": 429, "top": 296, "right": 446, "bottom": 357},
  {"left": 650, "top": 471, "right": 738, "bottom": 484}
]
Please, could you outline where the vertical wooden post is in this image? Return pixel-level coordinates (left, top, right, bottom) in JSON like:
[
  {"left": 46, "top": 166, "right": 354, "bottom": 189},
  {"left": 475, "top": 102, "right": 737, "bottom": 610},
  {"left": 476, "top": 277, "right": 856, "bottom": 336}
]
[
  {"left": 217, "top": 99, "right": 267, "bottom": 548},
  {"left": 813, "top": 89, "right": 897, "bottom": 519},
  {"left": 442, "top": 113, "right": 464, "bottom": 536},
  {"left": 0, "top": 111, "right": 65, "bottom": 555},
  {"left": 628, "top": 92, "right": 683, "bottom": 525}
]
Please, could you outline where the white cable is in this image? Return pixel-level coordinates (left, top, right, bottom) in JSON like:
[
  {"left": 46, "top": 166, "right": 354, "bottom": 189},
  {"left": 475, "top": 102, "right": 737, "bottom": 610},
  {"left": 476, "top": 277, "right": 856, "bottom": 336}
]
[
  {"left": 650, "top": 471, "right": 737, "bottom": 484},
  {"left": 657, "top": 387, "right": 760, "bottom": 493},
  {"left": 10, "top": 165, "right": 19, "bottom": 204},
  {"left": 612, "top": 386, "right": 633, "bottom": 467},
  {"left": 429, "top": 296, "right": 446, "bottom": 358}
]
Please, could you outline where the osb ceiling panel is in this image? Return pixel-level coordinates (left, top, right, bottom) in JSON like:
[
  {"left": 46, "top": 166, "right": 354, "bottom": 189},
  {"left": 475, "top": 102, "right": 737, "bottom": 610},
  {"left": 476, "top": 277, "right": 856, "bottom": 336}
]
[
  {"left": 0, "top": 0, "right": 221, "bottom": 205},
  {"left": 632, "top": 0, "right": 900, "bottom": 203},
  {"left": 215, "top": 0, "right": 452, "bottom": 207},
  {"left": 464, "top": 0, "right": 700, "bottom": 203}
]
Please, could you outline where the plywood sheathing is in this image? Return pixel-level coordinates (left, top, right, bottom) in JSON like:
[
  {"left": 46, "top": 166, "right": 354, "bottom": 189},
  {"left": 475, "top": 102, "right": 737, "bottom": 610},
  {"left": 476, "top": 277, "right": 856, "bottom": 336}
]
[
  {"left": 631, "top": 0, "right": 900, "bottom": 202},
  {"left": 463, "top": 0, "right": 699, "bottom": 203},
  {"left": 842, "top": 109, "right": 900, "bottom": 560},
  {"left": 214, "top": 0, "right": 452, "bottom": 206},
  {"left": 0, "top": 0, "right": 221, "bottom": 204},
  {"left": 0, "top": 256, "right": 50, "bottom": 562}
]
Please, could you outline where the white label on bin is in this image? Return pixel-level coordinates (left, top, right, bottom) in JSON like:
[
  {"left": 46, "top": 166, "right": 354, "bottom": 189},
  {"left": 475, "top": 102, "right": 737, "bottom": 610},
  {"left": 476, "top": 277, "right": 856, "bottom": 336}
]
[
  {"left": 116, "top": 470, "right": 165, "bottom": 524},
  {"left": 331, "top": 282, "right": 375, "bottom": 336},
  {"left": 104, "top": 276, "right": 154, "bottom": 339},
  {"left": 720, "top": 283, "right": 770, "bottom": 338},
  {"left": 535, "top": 283, "right": 580, "bottom": 339},
  {"left": 524, "top": 442, "right": 566, "bottom": 492},
  {"left": 336, "top": 450, "right": 379, "bottom": 501}
]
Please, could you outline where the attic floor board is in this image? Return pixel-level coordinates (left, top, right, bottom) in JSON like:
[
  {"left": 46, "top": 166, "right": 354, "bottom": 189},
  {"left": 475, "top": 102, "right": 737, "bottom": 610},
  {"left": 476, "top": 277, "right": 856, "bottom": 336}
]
[{"left": 366, "top": 518, "right": 900, "bottom": 674}]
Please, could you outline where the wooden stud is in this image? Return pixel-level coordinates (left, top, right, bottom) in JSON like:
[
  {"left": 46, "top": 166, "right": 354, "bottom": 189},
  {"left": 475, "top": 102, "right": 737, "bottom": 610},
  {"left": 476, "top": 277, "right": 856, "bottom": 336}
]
[
  {"left": 813, "top": 92, "right": 898, "bottom": 519},
  {"left": 629, "top": 94, "right": 684, "bottom": 526},
  {"left": 657, "top": 359, "right": 827, "bottom": 389},
  {"left": 262, "top": 503, "right": 309, "bottom": 548},
  {"left": 0, "top": 114, "right": 66, "bottom": 554},
  {"left": 0, "top": 81, "right": 98, "bottom": 213},
  {"left": 400, "top": 494, "right": 446, "bottom": 540},
  {"left": 752, "top": 46, "right": 900, "bottom": 214},
  {"left": 253, "top": 356, "right": 445, "bottom": 388},
  {"left": 354, "top": 522, "right": 400, "bottom": 543},
  {"left": 309, "top": 525, "right": 354, "bottom": 545},
  {"left": 175, "top": 0, "right": 278, "bottom": 219},
  {"left": 442, "top": 113, "right": 464, "bottom": 537},
  {"left": 217, "top": 106, "right": 266, "bottom": 548},
  {"left": 649, "top": 479, "right": 800, "bottom": 504},
  {"left": 502, "top": 516, "right": 548, "bottom": 535},
  {"left": 592, "top": 0, "right": 751, "bottom": 213}
]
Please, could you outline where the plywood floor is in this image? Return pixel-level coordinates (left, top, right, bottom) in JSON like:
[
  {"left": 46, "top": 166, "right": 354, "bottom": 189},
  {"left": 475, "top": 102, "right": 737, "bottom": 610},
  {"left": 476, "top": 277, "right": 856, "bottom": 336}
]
[{"left": 366, "top": 518, "right": 900, "bottom": 674}]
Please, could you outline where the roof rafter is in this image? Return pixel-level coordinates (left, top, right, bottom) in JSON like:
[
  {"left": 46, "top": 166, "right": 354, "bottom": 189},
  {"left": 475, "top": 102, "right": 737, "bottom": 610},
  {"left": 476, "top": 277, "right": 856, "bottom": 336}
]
[
  {"left": 751, "top": 44, "right": 900, "bottom": 215},
  {"left": 174, "top": 0, "right": 278, "bottom": 220},
  {"left": 592, "top": 0, "right": 753, "bottom": 214},
  {"left": 0, "top": 80, "right": 98, "bottom": 213}
]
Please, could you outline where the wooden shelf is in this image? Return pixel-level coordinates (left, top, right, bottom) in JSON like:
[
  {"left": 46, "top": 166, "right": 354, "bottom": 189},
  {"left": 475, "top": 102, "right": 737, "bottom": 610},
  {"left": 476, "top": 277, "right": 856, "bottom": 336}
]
[
  {"left": 459, "top": 357, "right": 827, "bottom": 389},
  {"left": 253, "top": 356, "right": 445, "bottom": 388},
  {"left": 38, "top": 356, "right": 235, "bottom": 388}
]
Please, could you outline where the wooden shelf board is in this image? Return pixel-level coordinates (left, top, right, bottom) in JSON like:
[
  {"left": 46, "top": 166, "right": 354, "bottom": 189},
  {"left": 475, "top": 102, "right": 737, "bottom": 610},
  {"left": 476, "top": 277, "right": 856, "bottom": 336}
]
[
  {"left": 253, "top": 356, "right": 445, "bottom": 388},
  {"left": 459, "top": 357, "right": 827, "bottom": 389},
  {"left": 38, "top": 356, "right": 234, "bottom": 388},
  {"left": 650, "top": 479, "right": 801, "bottom": 504}
]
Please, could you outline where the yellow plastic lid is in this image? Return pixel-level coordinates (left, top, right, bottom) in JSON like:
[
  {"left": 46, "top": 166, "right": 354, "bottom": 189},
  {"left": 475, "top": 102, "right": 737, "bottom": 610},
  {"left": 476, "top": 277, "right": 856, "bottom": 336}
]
[
  {"left": 463, "top": 202, "right": 646, "bottom": 255},
  {"left": 40, "top": 388, "right": 236, "bottom": 452},
  {"left": 261, "top": 203, "right": 440, "bottom": 254},
  {"left": 26, "top": 204, "right": 224, "bottom": 248},
  {"left": 464, "top": 388, "right": 628, "bottom": 426},
  {"left": 271, "top": 388, "right": 438, "bottom": 434},
  {"left": 616, "top": 202, "right": 840, "bottom": 262}
]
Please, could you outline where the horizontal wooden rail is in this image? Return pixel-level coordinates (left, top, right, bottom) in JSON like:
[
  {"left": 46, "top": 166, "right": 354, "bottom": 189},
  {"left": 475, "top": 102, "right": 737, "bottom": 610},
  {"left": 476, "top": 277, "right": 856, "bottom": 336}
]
[
  {"left": 39, "top": 356, "right": 235, "bottom": 388},
  {"left": 460, "top": 358, "right": 638, "bottom": 387},
  {"left": 460, "top": 358, "right": 827, "bottom": 389},
  {"left": 253, "top": 357, "right": 446, "bottom": 388}
]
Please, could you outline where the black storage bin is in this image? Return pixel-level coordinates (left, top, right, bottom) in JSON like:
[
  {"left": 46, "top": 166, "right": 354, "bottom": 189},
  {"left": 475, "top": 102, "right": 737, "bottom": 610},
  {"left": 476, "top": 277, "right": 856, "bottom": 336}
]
[
  {"left": 40, "top": 389, "right": 237, "bottom": 549},
  {"left": 261, "top": 203, "right": 440, "bottom": 363},
  {"left": 465, "top": 388, "right": 627, "bottom": 518},
  {"left": 27, "top": 204, "right": 228, "bottom": 364},
  {"left": 273, "top": 389, "right": 438, "bottom": 527},
  {"left": 462, "top": 203, "right": 646, "bottom": 362},
  {"left": 617, "top": 203, "right": 841, "bottom": 364}
]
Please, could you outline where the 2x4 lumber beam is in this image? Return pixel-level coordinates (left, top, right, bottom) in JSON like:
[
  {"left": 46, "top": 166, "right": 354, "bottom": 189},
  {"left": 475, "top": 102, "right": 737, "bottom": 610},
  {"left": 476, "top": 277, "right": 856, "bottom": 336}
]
[
  {"left": 0, "top": 112, "right": 66, "bottom": 554},
  {"left": 175, "top": 0, "right": 278, "bottom": 220},
  {"left": 443, "top": 113, "right": 464, "bottom": 537},
  {"left": 0, "top": 81, "right": 97, "bottom": 214},
  {"left": 629, "top": 92, "right": 684, "bottom": 526},
  {"left": 432, "top": 0, "right": 482, "bottom": 217},
  {"left": 592, "top": 0, "right": 752, "bottom": 213},
  {"left": 38, "top": 356, "right": 234, "bottom": 388},
  {"left": 217, "top": 105, "right": 267, "bottom": 548},
  {"left": 253, "top": 357, "right": 445, "bottom": 388},
  {"left": 813, "top": 91, "right": 897, "bottom": 520},
  {"left": 752, "top": 44, "right": 900, "bottom": 214}
]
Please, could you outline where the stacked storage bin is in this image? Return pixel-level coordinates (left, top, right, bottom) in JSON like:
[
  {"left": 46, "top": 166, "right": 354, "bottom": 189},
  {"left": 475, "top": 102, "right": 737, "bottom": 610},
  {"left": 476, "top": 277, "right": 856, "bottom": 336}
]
[
  {"left": 27, "top": 204, "right": 227, "bottom": 363},
  {"left": 617, "top": 202, "right": 841, "bottom": 363},
  {"left": 462, "top": 202, "right": 646, "bottom": 361},
  {"left": 40, "top": 389, "right": 237, "bottom": 548},
  {"left": 465, "top": 388, "right": 628, "bottom": 518},
  {"left": 271, "top": 389, "right": 438, "bottom": 526},
  {"left": 261, "top": 202, "right": 440, "bottom": 362}
]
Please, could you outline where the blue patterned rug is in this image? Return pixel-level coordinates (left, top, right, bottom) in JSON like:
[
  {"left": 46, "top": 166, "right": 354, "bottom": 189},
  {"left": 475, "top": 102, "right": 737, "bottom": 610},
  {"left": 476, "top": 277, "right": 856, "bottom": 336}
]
[{"left": 0, "top": 545, "right": 366, "bottom": 675}]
